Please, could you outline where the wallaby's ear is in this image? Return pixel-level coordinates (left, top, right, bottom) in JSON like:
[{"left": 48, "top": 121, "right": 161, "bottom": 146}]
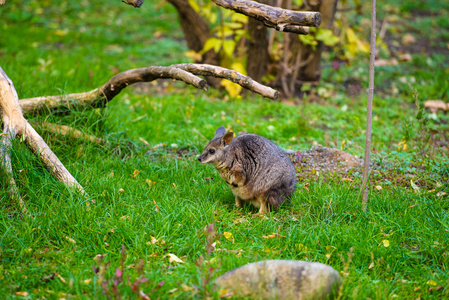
[
  {"left": 222, "top": 132, "right": 234, "bottom": 146},
  {"left": 214, "top": 126, "right": 226, "bottom": 137}
]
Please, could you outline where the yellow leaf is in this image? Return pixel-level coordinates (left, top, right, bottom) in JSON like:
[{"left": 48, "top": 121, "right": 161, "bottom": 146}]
[
  {"left": 426, "top": 280, "right": 437, "bottom": 286},
  {"left": 146, "top": 179, "right": 155, "bottom": 187},
  {"left": 382, "top": 240, "right": 390, "bottom": 247},
  {"left": 223, "top": 232, "right": 233, "bottom": 240},
  {"left": 202, "top": 38, "right": 221, "bottom": 54},
  {"left": 184, "top": 50, "right": 202, "bottom": 62},
  {"left": 222, "top": 40, "right": 236, "bottom": 57},
  {"left": 84, "top": 278, "right": 92, "bottom": 284},
  {"left": 221, "top": 79, "right": 242, "bottom": 98},
  {"left": 188, "top": 0, "right": 199, "bottom": 12},
  {"left": 15, "top": 292, "right": 29, "bottom": 297},
  {"left": 54, "top": 29, "right": 69, "bottom": 36},
  {"left": 325, "top": 253, "right": 332, "bottom": 259},
  {"left": 167, "top": 253, "right": 184, "bottom": 264},
  {"left": 296, "top": 243, "right": 307, "bottom": 251}
]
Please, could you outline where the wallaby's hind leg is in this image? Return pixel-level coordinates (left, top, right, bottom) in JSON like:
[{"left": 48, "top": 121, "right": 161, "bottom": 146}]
[
  {"left": 235, "top": 196, "right": 244, "bottom": 208},
  {"left": 257, "top": 195, "right": 269, "bottom": 214}
]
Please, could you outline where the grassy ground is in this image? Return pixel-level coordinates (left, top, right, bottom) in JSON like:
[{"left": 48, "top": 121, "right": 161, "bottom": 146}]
[{"left": 1, "top": 0, "right": 448, "bottom": 299}]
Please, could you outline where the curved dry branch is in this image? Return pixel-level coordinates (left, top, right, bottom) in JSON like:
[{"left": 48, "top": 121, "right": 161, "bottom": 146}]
[
  {"left": 172, "top": 63, "right": 280, "bottom": 100},
  {"left": 211, "top": 0, "right": 321, "bottom": 34},
  {"left": 20, "top": 66, "right": 208, "bottom": 115},
  {"left": 20, "top": 64, "right": 279, "bottom": 114}
]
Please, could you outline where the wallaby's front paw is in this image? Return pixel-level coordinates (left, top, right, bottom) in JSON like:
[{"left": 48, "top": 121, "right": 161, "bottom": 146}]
[{"left": 235, "top": 197, "right": 243, "bottom": 208}]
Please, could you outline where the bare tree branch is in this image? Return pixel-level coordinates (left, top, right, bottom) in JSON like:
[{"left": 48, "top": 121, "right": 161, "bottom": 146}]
[
  {"left": 211, "top": 0, "right": 321, "bottom": 34},
  {"left": 122, "top": 0, "right": 144, "bottom": 8},
  {"left": 172, "top": 63, "right": 280, "bottom": 100},
  {"left": 20, "top": 64, "right": 279, "bottom": 115},
  {"left": 361, "top": 0, "right": 376, "bottom": 211}
]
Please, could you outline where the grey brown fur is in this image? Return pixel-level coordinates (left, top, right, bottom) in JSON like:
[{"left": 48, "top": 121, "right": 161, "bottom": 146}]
[{"left": 198, "top": 126, "right": 297, "bottom": 213}]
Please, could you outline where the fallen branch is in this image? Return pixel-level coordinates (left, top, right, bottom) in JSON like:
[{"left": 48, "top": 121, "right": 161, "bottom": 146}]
[
  {"left": 172, "top": 63, "right": 280, "bottom": 100},
  {"left": 0, "top": 124, "right": 27, "bottom": 212},
  {"left": 1, "top": 66, "right": 85, "bottom": 203},
  {"left": 35, "top": 122, "right": 108, "bottom": 145},
  {"left": 211, "top": 0, "right": 321, "bottom": 34},
  {"left": 20, "top": 64, "right": 278, "bottom": 115}
]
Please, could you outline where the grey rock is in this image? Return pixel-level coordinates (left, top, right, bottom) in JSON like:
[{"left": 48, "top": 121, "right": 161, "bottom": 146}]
[{"left": 214, "top": 260, "right": 342, "bottom": 299}]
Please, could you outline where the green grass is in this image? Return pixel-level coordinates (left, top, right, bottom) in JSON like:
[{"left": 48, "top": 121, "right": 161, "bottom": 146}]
[{"left": 1, "top": 0, "right": 449, "bottom": 299}]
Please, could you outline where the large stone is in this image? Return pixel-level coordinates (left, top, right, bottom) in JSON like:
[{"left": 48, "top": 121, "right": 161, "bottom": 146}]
[{"left": 214, "top": 260, "right": 342, "bottom": 299}]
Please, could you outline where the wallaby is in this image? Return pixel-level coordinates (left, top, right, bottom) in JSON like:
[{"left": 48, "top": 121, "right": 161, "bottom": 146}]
[{"left": 198, "top": 126, "right": 297, "bottom": 213}]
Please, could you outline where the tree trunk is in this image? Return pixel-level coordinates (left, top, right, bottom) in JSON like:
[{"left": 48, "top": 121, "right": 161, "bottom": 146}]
[
  {"left": 296, "top": 0, "right": 338, "bottom": 84},
  {"left": 167, "top": 0, "right": 221, "bottom": 87},
  {"left": 247, "top": 0, "right": 269, "bottom": 82}
]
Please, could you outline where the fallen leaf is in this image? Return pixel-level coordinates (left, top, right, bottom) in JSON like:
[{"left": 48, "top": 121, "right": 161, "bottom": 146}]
[
  {"left": 56, "top": 272, "right": 66, "bottom": 284},
  {"left": 42, "top": 273, "right": 56, "bottom": 282},
  {"left": 262, "top": 233, "right": 286, "bottom": 239},
  {"left": 368, "top": 261, "right": 374, "bottom": 269},
  {"left": 120, "top": 215, "right": 130, "bottom": 220},
  {"left": 375, "top": 185, "right": 382, "bottom": 190},
  {"left": 325, "top": 253, "right": 332, "bottom": 259},
  {"left": 427, "top": 280, "right": 437, "bottom": 286},
  {"left": 218, "top": 288, "right": 234, "bottom": 298},
  {"left": 131, "top": 169, "right": 140, "bottom": 178},
  {"left": 146, "top": 236, "right": 165, "bottom": 246},
  {"left": 139, "top": 290, "right": 151, "bottom": 300},
  {"left": 152, "top": 199, "right": 160, "bottom": 212},
  {"left": 168, "top": 288, "right": 178, "bottom": 293},
  {"left": 414, "top": 286, "right": 421, "bottom": 292},
  {"left": 119, "top": 188, "right": 125, "bottom": 194},
  {"left": 181, "top": 284, "right": 194, "bottom": 292},
  {"left": 424, "top": 100, "right": 448, "bottom": 113},
  {"left": 437, "top": 191, "right": 447, "bottom": 197},
  {"left": 402, "top": 34, "right": 416, "bottom": 45},
  {"left": 15, "top": 292, "right": 29, "bottom": 297},
  {"left": 341, "top": 178, "right": 354, "bottom": 182},
  {"left": 408, "top": 204, "right": 417, "bottom": 209},
  {"left": 398, "top": 53, "right": 412, "bottom": 62},
  {"left": 375, "top": 58, "right": 398, "bottom": 67},
  {"left": 146, "top": 179, "right": 155, "bottom": 187},
  {"left": 382, "top": 240, "right": 390, "bottom": 247},
  {"left": 84, "top": 278, "right": 92, "bottom": 284},
  {"left": 65, "top": 236, "right": 76, "bottom": 244},
  {"left": 223, "top": 232, "right": 233, "bottom": 240},
  {"left": 410, "top": 180, "right": 420, "bottom": 193},
  {"left": 167, "top": 253, "right": 184, "bottom": 264},
  {"left": 139, "top": 137, "right": 150, "bottom": 146}
]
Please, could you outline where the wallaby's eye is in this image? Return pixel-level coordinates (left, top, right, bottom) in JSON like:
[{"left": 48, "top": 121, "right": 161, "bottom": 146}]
[{"left": 209, "top": 149, "right": 215, "bottom": 154}]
